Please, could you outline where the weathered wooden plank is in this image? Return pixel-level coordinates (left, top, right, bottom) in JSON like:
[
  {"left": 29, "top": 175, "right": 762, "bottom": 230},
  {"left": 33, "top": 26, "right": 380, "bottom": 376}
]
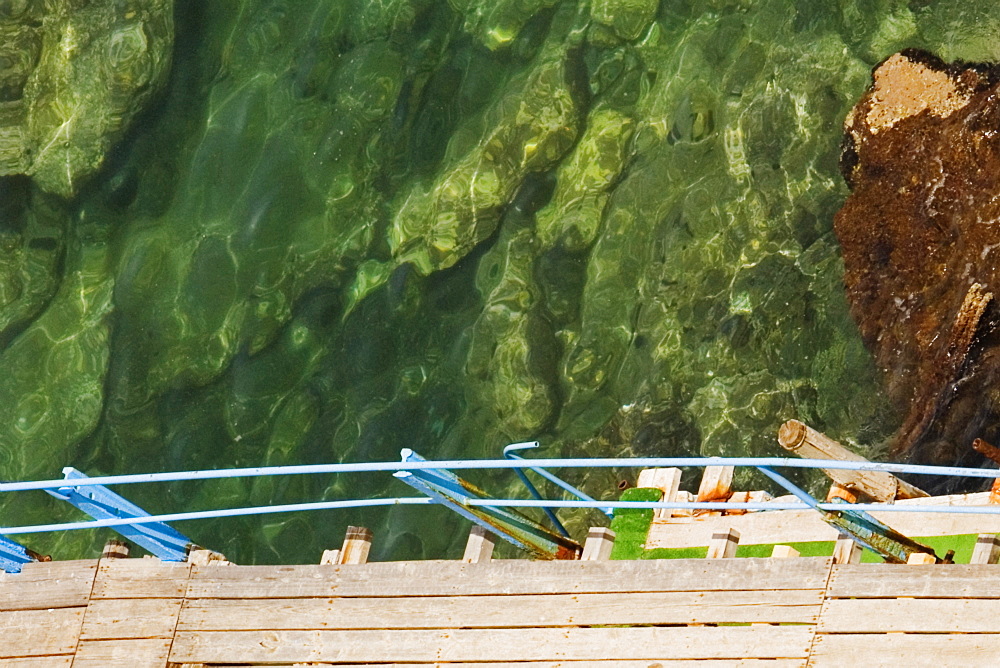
[
  {"left": 648, "top": 491, "right": 1000, "bottom": 549},
  {"left": 178, "top": 589, "right": 823, "bottom": 631},
  {"left": 0, "top": 657, "right": 74, "bottom": 667},
  {"left": 809, "top": 633, "right": 1000, "bottom": 666},
  {"left": 170, "top": 626, "right": 815, "bottom": 663},
  {"left": 0, "top": 607, "right": 85, "bottom": 658},
  {"left": 186, "top": 557, "right": 833, "bottom": 598},
  {"left": 79, "top": 597, "right": 183, "bottom": 640},
  {"left": 72, "top": 638, "right": 173, "bottom": 668},
  {"left": 211, "top": 662, "right": 807, "bottom": 667},
  {"left": 827, "top": 564, "right": 1000, "bottom": 598},
  {"left": 819, "top": 598, "right": 1000, "bottom": 632},
  {"left": 0, "top": 559, "right": 98, "bottom": 611},
  {"left": 90, "top": 558, "right": 191, "bottom": 599}
]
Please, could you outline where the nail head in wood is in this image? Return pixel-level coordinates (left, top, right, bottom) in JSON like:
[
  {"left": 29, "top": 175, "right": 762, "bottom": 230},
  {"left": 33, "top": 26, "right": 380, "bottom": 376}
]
[
  {"left": 706, "top": 528, "right": 740, "bottom": 559},
  {"left": 340, "top": 525, "right": 373, "bottom": 564},
  {"left": 462, "top": 525, "right": 495, "bottom": 563},
  {"left": 971, "top": 533, "right": 1000, "bottom": 564},
  {"left": 832, "top": 536, "right": 862, "bottom": 564},
  {"left": 101, "top": 539, "right": 130, "bottom": 560},
  {"left": 581, "top": 527, "right": 616, "bottom": 561}
]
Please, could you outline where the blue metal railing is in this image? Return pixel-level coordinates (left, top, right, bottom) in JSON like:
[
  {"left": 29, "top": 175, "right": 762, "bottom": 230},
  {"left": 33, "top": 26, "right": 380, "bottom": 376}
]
[{"left": 2, "top": 452, "right": 1000, "bottom": 568}]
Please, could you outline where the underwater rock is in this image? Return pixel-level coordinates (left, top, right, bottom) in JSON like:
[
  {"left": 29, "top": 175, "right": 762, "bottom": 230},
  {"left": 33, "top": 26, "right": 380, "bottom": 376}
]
[
  {"left": 0, "top": 0, "right": 174, "bottom": 197},
  {"left": 836, "top": 49, "right": 1000, "bottom": 463}
]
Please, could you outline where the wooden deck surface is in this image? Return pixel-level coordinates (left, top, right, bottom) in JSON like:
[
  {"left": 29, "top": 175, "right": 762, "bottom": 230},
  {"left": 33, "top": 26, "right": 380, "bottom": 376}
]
[{"left": 3, "top": 555, "right": 1000, "bottom": 666}]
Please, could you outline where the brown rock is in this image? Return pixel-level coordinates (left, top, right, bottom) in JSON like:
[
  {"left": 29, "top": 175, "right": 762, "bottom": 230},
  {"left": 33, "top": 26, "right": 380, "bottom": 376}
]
[{"left": 836, "top": 49, "right": 1000, "bottom": 466}]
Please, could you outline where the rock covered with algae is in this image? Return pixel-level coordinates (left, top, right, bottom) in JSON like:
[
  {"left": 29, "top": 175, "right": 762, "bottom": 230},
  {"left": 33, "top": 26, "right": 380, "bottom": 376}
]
[
  {"left": 0, "top": 0, "right": 174, "bottom": 197},
  {"left": 7, "top": 1, "right": 1000, "bottom": 560},
  {"left": 836, "top": 49, "right": 1000, "bottom": 467}
]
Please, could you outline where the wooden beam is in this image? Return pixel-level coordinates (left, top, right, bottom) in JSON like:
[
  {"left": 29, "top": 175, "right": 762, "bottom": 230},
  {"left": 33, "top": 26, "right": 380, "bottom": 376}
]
[
  {"left": 832, "top": 536, "right": 861, "bottom": 565},
  {"left": 970, "top": 533, "right": 1000, "bottom": 565},
  {"left": 340, "top": 526, "right": 373, "bottom": 565},
  {"left": 636, "top": 468, "right": 682, "bottom": 520},
  {"left": 906, "top": 552, "right": 936, "bottom": 564},
  {"left": 706, "top": 529, "right": 740, "bottom": 559},
  {"left": 770, "top": 545, "right": 800, "bottom": 559},
  {"left": 462, "top": 526, "right": 495, "bottom": 564},
  {"left": 581, "top": 527, "right": 615, "bottom": 561},
  {"left": 778, "top": 420, "right": 928, "bottom": 501},
  {"left": 697, "top": 466, "right": 734, "bottom": 501},
  {"left": 101, "top": 540, "right": 130, "bottom": 560}
]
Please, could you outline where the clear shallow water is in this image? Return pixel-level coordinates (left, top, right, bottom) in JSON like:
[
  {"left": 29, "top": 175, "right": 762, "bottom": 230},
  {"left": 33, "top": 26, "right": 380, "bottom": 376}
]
[{"left": 2, "top": 0, "right": 999, "bottom": 563}]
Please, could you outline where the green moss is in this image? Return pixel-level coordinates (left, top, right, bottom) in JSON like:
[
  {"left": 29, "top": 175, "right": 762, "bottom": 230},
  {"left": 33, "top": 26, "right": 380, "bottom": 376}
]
[{"left": 608, "top": 487, "right": 660, "bottom": 560}]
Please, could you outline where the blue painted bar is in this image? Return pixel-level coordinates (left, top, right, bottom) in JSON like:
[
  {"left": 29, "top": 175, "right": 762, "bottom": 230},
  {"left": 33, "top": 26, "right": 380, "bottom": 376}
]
[
  {"left": 46, "top": 467, "right": 193, "bottom": 561},
  {"left": 395, "top": 449, "right": 581, "bottom": 560},
  {"left": 0, "top": 536, "right": 37, "bottom": 573},
  {"left": 1, "top": 456, "right": 998, "bottom": 494}
]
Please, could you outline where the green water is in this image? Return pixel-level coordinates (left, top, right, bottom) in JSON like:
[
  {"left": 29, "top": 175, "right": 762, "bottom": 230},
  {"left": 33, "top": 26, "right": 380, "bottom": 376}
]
[{"left": 2, "top": 0, "right": 998, "bottom": 564}]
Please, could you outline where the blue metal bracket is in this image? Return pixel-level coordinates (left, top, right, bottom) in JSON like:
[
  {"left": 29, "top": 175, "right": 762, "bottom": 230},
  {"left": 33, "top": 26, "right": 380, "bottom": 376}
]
[
  {"left": 756, "top": 466, "right": 937, "bottom": 564},
  {"left": 395, "top": 449, "right": 581, "bottom": 560},
  {"left": 45, "top": 467, "right": 193, "bottom": 561},
  {"left": 503, "top": 442, "right": 613, "bottom": 524},
  {"left": 0, "top": 536, "right": 44, "bottom": 573}
]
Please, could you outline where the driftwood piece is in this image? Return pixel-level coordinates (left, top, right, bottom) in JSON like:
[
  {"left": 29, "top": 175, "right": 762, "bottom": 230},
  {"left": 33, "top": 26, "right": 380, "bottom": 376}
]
[{"left": 778, "top": 420, "right": 928, "bottom": 501}]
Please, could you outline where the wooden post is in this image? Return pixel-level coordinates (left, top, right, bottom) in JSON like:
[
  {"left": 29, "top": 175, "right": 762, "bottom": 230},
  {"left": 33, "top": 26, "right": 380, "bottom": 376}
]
[
  {"left": 340, "top": 525, "right": 373, "bottom": 564},
  {"left": 778, "top": 419, "right": 927, "bottom": 500},
  {"left": 101, "top": 539, "right": 130, "bottom": 560},
  {"left": 706, "top": 528, "right": 740, "bottom": 559},
  {"left": 970, "top": 533, "right": 1000, "bottom": 564},
  {"left": 907, "top": 551, "right": 937, "bottom": 564},
  {"left": 697, "top": 465, "right": 734, "bottom": 501},
  {"left": 770, "top": 545, "right": 800, "bottom": 558},
  {"left": 462, "top": 525, "right": 495, "bottom": 563},
  {"left": 581, "top": 527, "right": 616, "bottom": 561},
  {"left": 832, "top": 536, "right": 862, "bottom": 564},
  {"left": 636, "top": 467, "right": 682, "bottom": 521}
]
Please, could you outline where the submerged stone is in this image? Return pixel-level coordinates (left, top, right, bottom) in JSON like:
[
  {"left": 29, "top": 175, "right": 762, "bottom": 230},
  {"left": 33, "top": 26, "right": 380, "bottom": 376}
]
[
  {"left": 0, "top": 0, "right": 174, "bottom": 197},
  {"left": 836, "top": 49, "right": 1000, "bottom": 464}
]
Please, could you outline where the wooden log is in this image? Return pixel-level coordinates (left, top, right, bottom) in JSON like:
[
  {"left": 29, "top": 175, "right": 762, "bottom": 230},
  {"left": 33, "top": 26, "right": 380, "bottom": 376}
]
[
  {"left": 340, "top": 526, "right": 373, "bottom": 564},
  {"left": 581, "top": 527, "right": 615, "bottom": 561},
  {"left": 706, "top": 529, "right": 740, "bottom": 559},
  {"left": 101, "top": 539, "right": 130, "bottom": 560},
  {"left": 825, "top": 483, "right": 857, "bottom": 503},
  {"left": 906, "top": 552, "right": 937, "bottom": 564},
  {"left": 697, "top": 466, "right": 734, "bottom": 501},
  {"left": 778, "top": 419, "right": 928, "bottom": 500},
  {"left": 770, "top": 545, "right": 800, "bottom": 559},
  {"left": 831, "top": 536, "right": 861, "bottom": 565},
  {"left": 462, "top": 526, "right": 495, "bottom": 564},
  {"left": 970, "top": 533, "right": 1000, "bottom": 565},
  {"left": 636, "top": 467, "right": 681, "bottom": 520}
]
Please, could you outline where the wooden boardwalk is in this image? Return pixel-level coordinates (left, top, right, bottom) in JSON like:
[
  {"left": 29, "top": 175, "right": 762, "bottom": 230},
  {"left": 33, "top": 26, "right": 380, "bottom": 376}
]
[{"left": 3, "top": 554, "right": 1000, "bottom": 666}]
